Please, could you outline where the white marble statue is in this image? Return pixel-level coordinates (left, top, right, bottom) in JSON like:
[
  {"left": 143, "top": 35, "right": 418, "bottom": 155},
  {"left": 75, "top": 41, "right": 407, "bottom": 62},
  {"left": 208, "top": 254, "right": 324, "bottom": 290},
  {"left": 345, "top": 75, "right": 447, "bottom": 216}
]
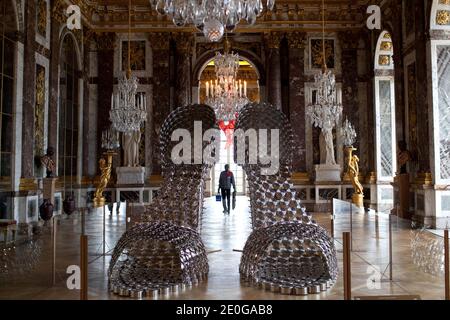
[
  {"left": 306, "top": 68, "right": 342, "bottom": 166},
  {"left": 322, "top": 121, "right": 337, "bottom": 166},
  {"left": 308, "top": 105, "right": 339, "bottom": 166},
  {"left": 122, "top": 130, "right": 141, "bottom": 167}
]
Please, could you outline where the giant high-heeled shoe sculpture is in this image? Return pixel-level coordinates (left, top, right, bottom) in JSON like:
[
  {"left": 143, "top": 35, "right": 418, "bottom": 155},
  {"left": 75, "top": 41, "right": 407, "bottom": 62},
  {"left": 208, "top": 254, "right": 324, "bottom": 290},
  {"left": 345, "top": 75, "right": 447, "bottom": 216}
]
[
  {"left": 236, "top": 102, "right": 338, "bottom": 295},
  {"left": 108, "top": 104, "right": 217, "bottom": 298}
]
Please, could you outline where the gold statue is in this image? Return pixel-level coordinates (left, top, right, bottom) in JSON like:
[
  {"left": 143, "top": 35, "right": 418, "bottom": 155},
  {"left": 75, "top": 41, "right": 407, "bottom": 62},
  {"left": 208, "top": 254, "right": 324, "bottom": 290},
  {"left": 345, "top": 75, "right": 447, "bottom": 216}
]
[
  {"left": 93, "top": 152, "right": 114, "bottom": 207},
  {"left": 345, "top": 146, "right": 364, "bottom": 207}
]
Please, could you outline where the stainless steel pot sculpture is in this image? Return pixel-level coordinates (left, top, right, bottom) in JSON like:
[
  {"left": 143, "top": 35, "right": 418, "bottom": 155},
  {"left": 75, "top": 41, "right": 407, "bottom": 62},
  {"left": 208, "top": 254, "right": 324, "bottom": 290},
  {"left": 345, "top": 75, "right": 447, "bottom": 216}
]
[
  {"left": 108, "top": 104, "right": 217, "bottom": 298},
  {"left": 235, "top": 102, "right": 338, "bottom": 295}
]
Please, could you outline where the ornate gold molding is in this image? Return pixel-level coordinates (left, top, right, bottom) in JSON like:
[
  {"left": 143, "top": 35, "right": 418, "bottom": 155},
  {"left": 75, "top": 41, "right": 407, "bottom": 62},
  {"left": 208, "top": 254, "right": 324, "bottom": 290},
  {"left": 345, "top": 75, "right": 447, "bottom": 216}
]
[
  {"left": 286, "top": 31, "right": 306, "bottom": 49},
  {"left": 379, "top": 55, "right": 391, "bottom": 66},
  {"left": 415, "top": 172, "right": 433, "bottom": 186},
  {"left": 52, "top": 0, "right": 66, "bottom": 24},
  {"left": 291, "top": 172, "right": 310, "bottom": 184},
  {"left": 148, "top": 33, "right": 170, "bottom": 50},
  {"left": 437, "top": 10, "right": 450, "bottom": 25},
  {"left": 35, "top": 66, "right": 45, "bottom": 159},
  {"left": 380, "top": 41, "right": 392, "bottom": 51},
  {"left": 94, "top": 32, "right": 116, "bottom": 50},
  {"left": 19, "top": 179, "right": 38, "bottom": 191},
  {"left": 37, "top": 0, "right": 47, "bottom": 37},
  {"left": 264, "top": 32, "right": 283, "bottom": 49}
]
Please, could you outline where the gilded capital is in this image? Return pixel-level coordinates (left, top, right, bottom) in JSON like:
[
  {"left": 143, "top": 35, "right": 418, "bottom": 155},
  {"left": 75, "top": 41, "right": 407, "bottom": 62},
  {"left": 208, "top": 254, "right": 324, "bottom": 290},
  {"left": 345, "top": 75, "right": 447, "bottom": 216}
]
[
  {"left": 95, "top": 32, "right": 116, "bottom": 51},
  {"left": 264, "top": 32, "right": 283, "bottom": 49},
  {"left": 286, "top": 32, "right": 306, "bottom": 49},
  {"left": 52, "top": 0, "right": 67, "bottom": 24},
  {"left": 149, "top": 33, "right": 170, "bottom": 51},
  {"left": 172, "top": 33, "right": 194, "bottom": 54}
]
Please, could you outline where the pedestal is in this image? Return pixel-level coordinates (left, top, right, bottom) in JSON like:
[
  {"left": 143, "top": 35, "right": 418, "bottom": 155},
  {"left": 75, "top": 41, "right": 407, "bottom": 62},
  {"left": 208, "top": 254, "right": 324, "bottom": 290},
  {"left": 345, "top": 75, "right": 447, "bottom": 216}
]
[
  {"left": 352, "top": 193, "right": 364, "bottom": 208},
  {"left": 392, "top": 173, "right": 411, "bottom": 219},
  {"left": 43, "top": 178, "right": 57, "bottom": 204},
  {"left": 116, "top": 167, "right": 146, "bottom": 185},
  {"left": 315, "top": 164, "right": 342, "bottom": 182}
]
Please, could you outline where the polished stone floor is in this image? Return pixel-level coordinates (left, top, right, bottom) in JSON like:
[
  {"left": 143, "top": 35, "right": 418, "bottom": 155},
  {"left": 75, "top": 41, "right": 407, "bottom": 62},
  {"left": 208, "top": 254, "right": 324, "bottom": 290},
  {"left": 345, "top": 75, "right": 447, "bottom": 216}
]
[{"left": 0, "top": 197, "right": 447, "bottom": 300}]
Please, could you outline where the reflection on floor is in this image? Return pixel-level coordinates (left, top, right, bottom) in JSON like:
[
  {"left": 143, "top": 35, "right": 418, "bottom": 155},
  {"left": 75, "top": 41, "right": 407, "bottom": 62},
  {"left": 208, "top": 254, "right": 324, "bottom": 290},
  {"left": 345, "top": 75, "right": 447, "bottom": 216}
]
[{"left": 0, "top": 196, "right": 446, "bottom": 300}]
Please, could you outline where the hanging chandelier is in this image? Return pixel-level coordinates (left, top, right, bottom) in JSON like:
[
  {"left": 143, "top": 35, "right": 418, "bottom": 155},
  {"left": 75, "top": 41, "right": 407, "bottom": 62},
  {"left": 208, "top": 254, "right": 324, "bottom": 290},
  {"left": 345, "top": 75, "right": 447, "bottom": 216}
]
[
  {"left": 148, "top": 0, "right": 276, "bottom": 42},
  {"left": 110, "top": 0, "right": 147, "bottom": 134},
  {"left": 205, "top": 39, "right": 248, "bottom": 121},
  {"left": 306, "top": 0, "right": 343, "bottom": 165}
]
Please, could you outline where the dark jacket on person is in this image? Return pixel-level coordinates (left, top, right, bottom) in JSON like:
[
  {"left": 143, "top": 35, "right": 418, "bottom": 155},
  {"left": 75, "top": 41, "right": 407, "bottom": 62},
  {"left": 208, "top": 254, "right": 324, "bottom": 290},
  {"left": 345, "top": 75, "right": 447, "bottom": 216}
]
[{"left": 219, "top": 170, "right": 236, "bottom": 190}]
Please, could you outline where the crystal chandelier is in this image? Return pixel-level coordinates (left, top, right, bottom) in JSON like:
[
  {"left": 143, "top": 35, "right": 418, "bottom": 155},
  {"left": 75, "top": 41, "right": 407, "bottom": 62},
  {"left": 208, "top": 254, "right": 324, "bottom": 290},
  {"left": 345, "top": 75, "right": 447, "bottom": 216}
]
[
  {"left": 205, "top": 39, "right": 248, "bottom": 121},
  {"left": 110, "top": 0, "right": 147, "bottom": 134},
  {"left": 306, "top": 0, "right": 343, "bottom": 165},
  {"left": 149, "top": 0, "right": 276, "bottom": 42},
  {"left": 101, "top": 126, "right": 121, "bottom": 150},
  {"left": 341, "top": 118, "right": 357, "bottom": 147}
]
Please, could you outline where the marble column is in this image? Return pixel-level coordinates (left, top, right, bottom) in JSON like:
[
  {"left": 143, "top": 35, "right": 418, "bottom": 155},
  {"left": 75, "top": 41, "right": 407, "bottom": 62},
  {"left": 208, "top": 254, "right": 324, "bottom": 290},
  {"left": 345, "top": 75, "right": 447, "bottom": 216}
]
[
  {"left": 363, "top": 32, "right": 376, "bottom": 173},
  {"left": 82, "top": 31, "right": 92, "bottom": 178},
  {"left": 95, "top": 33, "right": 116, "bottom": 163},
  {"left": 265, "top": 32, "right": 282, "bottom": 108},
  {"left": 48, "top": 7, "right": 64, "bottom": 170},
  {"left": 287, "top": 32, "right": 307, "bottom": 172},
  {"left": 414, "top": 1, "right": 431, "bottom": 174},
  {"left": 174, "top": 33, "right": 193, "bottom": 108},
  {"left": 21, "top": 0, "right": 37, "bottom": 178},
  {"left": 280, "top": 37, "right": 290, "bottom": 118},
  {"left": 390, "top": 4, "right": 406, "bottom": 144},
  {"left": 339, "top": 31, "right": 360, "bottom": 154},
  {"left": 149, "top": 33, "right": 171, "bottom": 175}
]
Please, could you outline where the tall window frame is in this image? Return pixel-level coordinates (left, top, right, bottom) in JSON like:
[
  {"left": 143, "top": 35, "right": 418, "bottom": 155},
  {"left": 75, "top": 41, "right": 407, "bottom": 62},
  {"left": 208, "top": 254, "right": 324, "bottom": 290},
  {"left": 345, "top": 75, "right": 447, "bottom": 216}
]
[
  {"left": 374, "top": 31, "right": 397, "bottom": 182},
  {"left": 0, "top": 0, "right": 16, "bottom": 184},
  {"left": 58, "top": 34, "right": 80, "bottom": 178}
]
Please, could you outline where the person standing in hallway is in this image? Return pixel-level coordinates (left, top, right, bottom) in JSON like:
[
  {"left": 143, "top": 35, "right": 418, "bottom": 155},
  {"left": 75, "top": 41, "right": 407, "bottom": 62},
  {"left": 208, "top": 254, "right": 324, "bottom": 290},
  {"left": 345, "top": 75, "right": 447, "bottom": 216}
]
[{"left": 218, "top": 164, "right": 236, "bottom": 214}]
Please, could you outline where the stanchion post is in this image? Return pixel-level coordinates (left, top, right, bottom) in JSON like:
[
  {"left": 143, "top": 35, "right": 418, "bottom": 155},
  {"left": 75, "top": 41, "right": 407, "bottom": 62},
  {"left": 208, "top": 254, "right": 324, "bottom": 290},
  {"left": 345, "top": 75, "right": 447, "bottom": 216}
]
[
  {"left": 81, "top": 208, "right": 85, "bottom": 235},
  {"left": 445, "top": 229, "right": 449, "bottom": 301},
  {"left": 330, "top": 199, "right": 334, "bottom": 238},
  {"left": 52, "top": 216, "right": 57, "bottom": 286},
  {"left": 350, "top": 203, "right": 353, "bottom": 251},
  {"left": 343, "top": 232, "right": 352, "bottom": 300},
  {"left": 103, "top": 205, "right": 106, "bottom": 256},
  {"left": 80, "top": 235, "right": 88, "bottom": 300},
  {"left": 389, "top": 214, "right": 393, "bottom": 281}
]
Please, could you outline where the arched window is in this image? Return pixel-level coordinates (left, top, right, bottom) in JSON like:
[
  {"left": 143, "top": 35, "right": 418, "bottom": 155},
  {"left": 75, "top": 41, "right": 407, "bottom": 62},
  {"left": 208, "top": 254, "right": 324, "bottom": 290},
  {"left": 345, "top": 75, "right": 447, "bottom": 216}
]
[
  {"left": 0, "top": 0, "right": 16, "bottom": 182},
  {"left": 374, "top": 31, "right": 396, "bottom": 181},
  {"left": 58, "top": 34, "right": 79, "bottom": 177}
]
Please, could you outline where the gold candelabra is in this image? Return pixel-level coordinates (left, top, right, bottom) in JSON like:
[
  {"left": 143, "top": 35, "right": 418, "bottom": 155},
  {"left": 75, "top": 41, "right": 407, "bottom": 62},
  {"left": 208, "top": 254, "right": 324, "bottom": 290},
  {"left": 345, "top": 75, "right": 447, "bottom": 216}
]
[
  {"left": 344, "top": 146, "right": 364, "bottom": 208},
  {"left": 93, "top": 151, "right": 116, "bottom": 208}
]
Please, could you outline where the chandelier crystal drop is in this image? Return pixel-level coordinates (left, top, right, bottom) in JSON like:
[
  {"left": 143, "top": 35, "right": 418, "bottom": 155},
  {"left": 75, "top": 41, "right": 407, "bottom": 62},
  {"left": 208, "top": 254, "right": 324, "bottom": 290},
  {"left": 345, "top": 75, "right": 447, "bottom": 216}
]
[
  {"left": 205, "top": 50, "right": 248, "bottom": 121},
  {"left": 149, "top": 0, "right": 276, "bottom": 42}
]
